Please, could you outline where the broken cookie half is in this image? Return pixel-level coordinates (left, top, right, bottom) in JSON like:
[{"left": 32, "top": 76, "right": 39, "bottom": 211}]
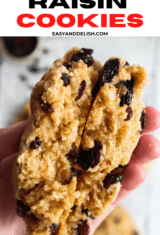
[{"left": 12, "top": 47, "right": 148, "bottom": 235}]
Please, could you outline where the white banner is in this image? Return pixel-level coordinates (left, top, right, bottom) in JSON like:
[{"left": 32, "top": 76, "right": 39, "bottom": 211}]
[{"left": 0, "top": 0, "right": 159, "bottom": 36}]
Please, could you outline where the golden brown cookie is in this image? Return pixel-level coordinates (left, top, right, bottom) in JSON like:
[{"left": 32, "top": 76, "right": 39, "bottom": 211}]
[
  {"left": 68, "top": 58, "right": 147, "bottom": 230},
  {"left": 12, "top": 47, "right": 101, "bottom": 235},
  {"left": 12, "top": 48, "right": 147, "bottom": 235},
  {"left": 93, "top": 205, "right": 141, "bottom": 235}
]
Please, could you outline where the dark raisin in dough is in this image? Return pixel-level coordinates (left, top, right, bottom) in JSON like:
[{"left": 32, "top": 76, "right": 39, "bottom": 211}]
[
  {"left": 30, "top": 137, "right": 41, "bottom": 149},
  {"left": 81, "top": 48, "right": 93, "bottom": 55},
  {"left": 125, "top": 61, "right": 130, "bottom": 66},
  {"left": 125, "top": 107, "right": 132, "bottom": 121},
  {"left": 116, "top": 80, "right": 123, "bottom": 88},
  {"left": 140, "top": 110, "right": 146, "bottom": 133},
  {"left": 71, "top": 205, "right": 77, "bottom": 211},
  {"left": 75, "top": 220, "right": 90, "bottom": 235},
  {"left": 61, "top": 73, "right": 71, "bottom": 86},
  {"left": 75, "top": 80, "right": 86, "bottom": 101},
  {"left": 101, "top": 58, "right": 120, "bottom": 84},
  {"left": 39, "top": 98, "right": 55, "bottom": 113},
  {"left": 119, "top": 77, "right": 134, "bottom": 106},
  {"left": 103, "top": 166, "right": 125, "bottom": 189},
  {"left": 71, "top": 167, "right": 80, "bottom": 177},
  {"left": 124, "top": 77, "right": 134, "bottom": 91},
  {"left": 77, "top": 141, "right": 102, "bottom": 170},
  {"left": 82, "top": 207, "right": 95, "bottom": 219},
  {"left": 71, "top": 48, "right": 94, "bottom": 67},
  {"left": 66, "top": 145, "right": 78, "bottom": 162},
  {"left": 17, "top": 200, "right": 30, "bottom": 218},
  {"left": 50, "top": 224, "right": 59, "bottom": 235},
  {"left": 120, "top": 90, "right": 133, "bottom": 107},
  {"left": 63, "top": 63, "right": 71, "bottom": 69}
]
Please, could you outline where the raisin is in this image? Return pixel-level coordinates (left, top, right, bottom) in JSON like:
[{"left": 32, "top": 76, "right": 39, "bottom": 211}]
[
  {"left": 120, "top": 90, "right": 133, "bottom": 106},
  {"left": 124, "top": 77, "right": 134, "bottom": 91},
  {"left": 125, "top": 90, "right": 133, "bottom": 105},
  {"left": 61, "top": 73, "right": 71, "bottom": 86},
  {"left": 120, "top": 94, "right": 126, "bottom": 107},
  {"left": 101, "top": 58, "right": 120, "bottom": 84},
  {"left": 116, "top": 80, "right": 123, "bottom": 88},
  {"left": 125, "top": 107, "right": 132, "bottom": 121},
  {"left": 71, "top": 48, "right": 94, "bottom": 67},
  {"left": 82, "top": 208, "right": 95, "bottom": 219},
  {"left": 30, "top": 137, "right": 41, "bottom": 149},
  {"left": 119, "top": 77, "right": 134, "bottom": 106},
  {"left": 71, "top": 205, "right": 77, "bottom": 211},
  {"left": 66, "top": 145, "right": 78, "bottom": 162},
  {"left": 75, "top": 220, "right": 90, "bottom": 235},
  {"left": 94, "top": 140, "right": 102, "bottom": 150},
  {"left": 71, "top": 167, "right": 80, "bottom": 177},
  {"left": 125, "top": 61, "right": 129, "bottom": 66},
  {"left": 75, "top": 80, "right": 86, "bottom": 101},
  {"left": 17, "top": 200, "right": 30, "bottom": 218},
  {"left": 140, "top": 110, "right": 146, "bottom": 133},
  {"left": 82, "top": 207, "right": 88, "bottom": 216},
  {"left": 81, "top": 48, "right": 93, "bottom": 55},
  {"left": 103, "top": 174, "right": 124, "bottom": 189},
  {"left": 39, "top": 98, "right": 55, "bottom": 113},
  {"left": 50, "top": 224, "right": 59, "bottom": 235},
  {"left": 103, "top": 166, "right": 125, "bottom": 189},
  {"left": 93, "top": 59, "right": 120, "bottom": 96},
  {"left": 77, "top": 141, "right": 102, "bottom": 170},
  {"left": 63, "top": 63, "right": 71, "bottom": 69},
  {"left": 89, "top": 214, "right": 95, "bottom": 220}
]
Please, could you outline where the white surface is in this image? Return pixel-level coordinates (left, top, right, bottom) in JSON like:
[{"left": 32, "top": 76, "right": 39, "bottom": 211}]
[{"left": 0, "top": 37, "right": 160, "bottom": 235}]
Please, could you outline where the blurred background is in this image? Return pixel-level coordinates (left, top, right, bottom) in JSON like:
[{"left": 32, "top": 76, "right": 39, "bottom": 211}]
[{"left": 0, "top": 37, "right": 160, "bottom": 235}]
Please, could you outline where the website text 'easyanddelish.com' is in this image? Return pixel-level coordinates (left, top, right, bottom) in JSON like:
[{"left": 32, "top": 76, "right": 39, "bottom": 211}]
[{"left": 52, "top": 31, "right": 108, "bottom": 36}]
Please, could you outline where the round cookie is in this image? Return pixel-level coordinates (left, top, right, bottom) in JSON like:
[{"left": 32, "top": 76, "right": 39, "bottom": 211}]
[
  {"left": 93, "top": 205, "right": 141, "bottom": 235},
  {"left": 12, "top": 48, "right": 148, "bottom": 235},
  {"left": 12, "top": 47, "right": 102, "bottom": 235}
]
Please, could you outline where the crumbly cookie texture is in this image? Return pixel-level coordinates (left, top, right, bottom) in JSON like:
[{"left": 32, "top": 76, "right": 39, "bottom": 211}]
[
  {"left": 65, "top": 58, "right": 147, "bottom": 234},
  {"left": 12, "top": 50, "right": 147, "bottom": 235},
  {"left": 12, "top": 47, "right": 101, "bottom": 235},
  {"left": 93, "top": 205, "right": 141, "bottom": 235}
]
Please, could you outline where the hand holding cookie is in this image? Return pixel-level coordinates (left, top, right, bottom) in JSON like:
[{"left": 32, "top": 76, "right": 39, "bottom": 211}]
[{"left": 0, "top": 109, "right": 159, "bottom": 235}]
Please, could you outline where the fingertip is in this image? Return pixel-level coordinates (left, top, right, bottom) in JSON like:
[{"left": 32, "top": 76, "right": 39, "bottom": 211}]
[
  {"left": 132, "top": 135, "right": 160, "bottom": 164},
  {"left": 122, "top": 162, "right": 146, "bottom": 191},
  {"left": 142, "top": 106, "right": 160, "bottom": 135}
]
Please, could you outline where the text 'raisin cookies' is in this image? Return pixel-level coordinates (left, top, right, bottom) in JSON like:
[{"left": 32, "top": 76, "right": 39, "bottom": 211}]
[{"left": 12, "top": 47, "right": 148, "bottom": 235}]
